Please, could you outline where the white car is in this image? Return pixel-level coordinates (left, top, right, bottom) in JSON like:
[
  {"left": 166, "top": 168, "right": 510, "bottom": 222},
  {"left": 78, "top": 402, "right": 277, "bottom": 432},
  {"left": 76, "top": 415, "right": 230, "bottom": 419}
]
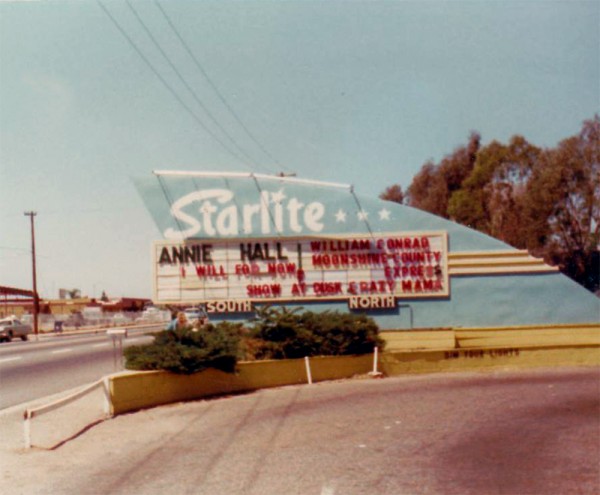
[
  {"left": 0, "top": 317, "right": 32, "bottom": 342},
  {"left": 183, "top": 308, "right": 209, "bottom": 324},
  {"left": 135, "top": 307, "right": 169, "bottom": 324}
]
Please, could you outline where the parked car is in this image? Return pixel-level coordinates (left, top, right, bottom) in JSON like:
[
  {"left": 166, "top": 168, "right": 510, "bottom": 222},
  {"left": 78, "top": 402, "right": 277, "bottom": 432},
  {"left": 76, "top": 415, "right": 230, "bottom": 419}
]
[
  {"left": 183, "top": 307, "right": 209, "bottom": 325},
  {"left": 0, "top": 317, "right": 32, "bottom": 342},
  {"left": 81, "top": 307, "right": 106, "bottom": 326},
  {"left": 111, "top": 313, "right": 130, "bottom": 326},
  {"left": 135, "top": 307, "right": 168, "bottom": 324}
]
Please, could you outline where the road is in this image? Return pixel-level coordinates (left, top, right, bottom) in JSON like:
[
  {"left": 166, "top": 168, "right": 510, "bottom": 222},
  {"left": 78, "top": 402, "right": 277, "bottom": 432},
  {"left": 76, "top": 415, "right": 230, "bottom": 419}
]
[
  {"left": 0, "top": 327, "right": 158, "bottom": 410},
  {"left": 2, "top": 366, "right": 599, "bottom": 495}
]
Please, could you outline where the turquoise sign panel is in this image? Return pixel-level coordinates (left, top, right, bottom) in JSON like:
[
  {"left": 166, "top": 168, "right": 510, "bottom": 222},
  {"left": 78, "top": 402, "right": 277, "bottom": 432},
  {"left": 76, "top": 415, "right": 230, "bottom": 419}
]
[{"left": 135, "top": 172, "right": 599, "bottom": 329}]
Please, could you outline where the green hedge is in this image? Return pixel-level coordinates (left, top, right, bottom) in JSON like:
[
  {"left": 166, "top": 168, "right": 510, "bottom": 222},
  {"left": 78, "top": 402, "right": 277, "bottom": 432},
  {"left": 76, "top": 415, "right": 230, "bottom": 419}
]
[
  {"left": 248, "top": 306, "right": 384, "bottom": 360},
  {"left": 124, "top": 307, "right": 383, "bottom": 374},
  {"left": 124, "top": 322, "right": 241, "bottom": 375}
]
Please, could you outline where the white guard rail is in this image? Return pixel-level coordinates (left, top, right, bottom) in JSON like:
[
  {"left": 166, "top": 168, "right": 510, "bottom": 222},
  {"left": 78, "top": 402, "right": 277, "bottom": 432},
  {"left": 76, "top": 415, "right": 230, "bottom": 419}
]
[{"left": 23, "top": 378, "right": 111, "bottom": 449}]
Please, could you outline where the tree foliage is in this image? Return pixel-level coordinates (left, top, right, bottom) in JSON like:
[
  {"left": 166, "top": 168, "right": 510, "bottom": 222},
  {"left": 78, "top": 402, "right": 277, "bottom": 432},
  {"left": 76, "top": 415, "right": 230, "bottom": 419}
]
[
  {"left": 68, "top": 289, "right": 81, "bottom": 299},
  {"left": 448, "top": 135, "right": 541, "bottom": 247},
  {"left": 524, "top": 117, "right": 600, "bottom": 290},
  {"left": 407, "top": 132, "right": 480, "bottom": 217},
  {"left": 379, "top": 184, "right": 404, "bottom": 204},
  {"left": 385, "top": 116, "right": 600, "bottom": 292}
]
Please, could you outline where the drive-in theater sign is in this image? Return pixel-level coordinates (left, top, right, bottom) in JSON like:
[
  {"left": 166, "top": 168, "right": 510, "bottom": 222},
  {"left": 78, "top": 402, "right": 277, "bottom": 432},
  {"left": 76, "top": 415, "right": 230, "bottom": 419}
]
[{"left": 135, "top": 171, "right": 599, "bottom": 329}]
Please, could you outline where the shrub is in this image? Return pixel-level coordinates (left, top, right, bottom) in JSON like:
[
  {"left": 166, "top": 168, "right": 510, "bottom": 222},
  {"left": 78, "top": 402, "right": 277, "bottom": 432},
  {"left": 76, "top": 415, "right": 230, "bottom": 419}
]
[
  {"left": 308, "top": 311, "right": 383, "bottom": 356},
  {"left": 249, "top": 306, "right": 383, "bottom": 360},
  {"left": 124, "top": 322, "right": 241, "bottom": 375},
  {"left": 124, "top": 306, "right": 383, "bottom": 371}
]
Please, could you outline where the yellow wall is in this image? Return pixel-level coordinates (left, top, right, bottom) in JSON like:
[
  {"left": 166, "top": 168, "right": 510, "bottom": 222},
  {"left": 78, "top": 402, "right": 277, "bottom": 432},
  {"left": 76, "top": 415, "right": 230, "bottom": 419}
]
[
  {"left": 381, "top": 323, "right": 600, "bottom": 351},
  {"left": 108, "top": 322, "right": 600, "bottom": 416},
  {"left": 0, "top": 297, "right": 92, "bottom": 317},
  {"left": 45, "top": 298, "right": 92, "bottom": 315},
  {"left": 455, "top": 323, "right": 600, "bottom": 348},
  {"left": 381, "top": 346, "right": 600, "bottom": 375},
  {"left": 109, "top": 354, "right": 374, "bottom": 415},
  {"left": 380, "top": 329, "right": 455, "bottom": 350}
]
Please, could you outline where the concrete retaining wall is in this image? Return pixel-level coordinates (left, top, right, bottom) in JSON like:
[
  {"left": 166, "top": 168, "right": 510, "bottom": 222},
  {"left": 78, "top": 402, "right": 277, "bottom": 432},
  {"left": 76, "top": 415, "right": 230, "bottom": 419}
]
[
  {"left": 382, "top": 346, "right": 600, "bottom": 375},
  {"left": 380, "top": 329, "right": 455, "bottom": 350},
  {"left": 381, "top": 323, "right": 600, "bottom": 351},
  {"left": 109, "top": 354, "right": 373, "bottom": 415},
  {"left": 454, "top": 323, "right": 600, "bottom": 349},
  {"left": 108, "top": 322, "right": 600, "bottom": 416}
]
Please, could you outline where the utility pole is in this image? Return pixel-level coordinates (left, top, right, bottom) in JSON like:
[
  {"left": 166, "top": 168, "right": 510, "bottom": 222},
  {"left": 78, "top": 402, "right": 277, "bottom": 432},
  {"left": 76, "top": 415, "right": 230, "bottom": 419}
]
[{"left": 24, "top": 211, "right": 39, "bottom": 338}]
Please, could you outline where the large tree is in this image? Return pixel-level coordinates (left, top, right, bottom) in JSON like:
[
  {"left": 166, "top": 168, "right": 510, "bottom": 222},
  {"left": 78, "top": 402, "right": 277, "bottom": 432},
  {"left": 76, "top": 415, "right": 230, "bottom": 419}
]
[
  {"left": 448, "top": 135, "right": 540, "bottom": 248},
  {"left": 525, "top": 116, "right": 600, "bottom": 291},
  {"left": 383, "top": 116, "right": 599, "bottom": 292},
  {"left": 407, "top": 132, "right": 480, "bottom": 217}
]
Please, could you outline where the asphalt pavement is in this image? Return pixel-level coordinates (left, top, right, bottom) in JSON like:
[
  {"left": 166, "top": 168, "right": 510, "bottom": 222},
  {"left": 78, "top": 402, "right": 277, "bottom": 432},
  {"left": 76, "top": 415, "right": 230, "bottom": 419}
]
[
  {"left": 1, "top": 366, "right": 599, "bottom": 495},
  {"left": 0, "top": 331, "right": 155, "bottom": 409}
]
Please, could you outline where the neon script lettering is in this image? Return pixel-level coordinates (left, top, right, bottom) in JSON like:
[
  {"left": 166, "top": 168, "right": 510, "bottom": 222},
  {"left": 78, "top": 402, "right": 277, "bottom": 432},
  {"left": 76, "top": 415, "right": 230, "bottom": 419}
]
[{"left": 164, "top": 189, "right": 325, "bottom": 239}]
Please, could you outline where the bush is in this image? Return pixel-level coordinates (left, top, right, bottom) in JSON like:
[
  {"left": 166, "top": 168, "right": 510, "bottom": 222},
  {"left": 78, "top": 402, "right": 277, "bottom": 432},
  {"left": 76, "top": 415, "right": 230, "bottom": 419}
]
[
  {"left": 309, "top": 311, "right": 383, "bottom": 356},
  {"left": 124, "top": 322, "right": 241, "bottom": 375},
  {"left": 249, "top": 306, "right": 383, "bottom": 360},
  {"left": 124, "top": 306, "right": 383, "bottom": 372}
]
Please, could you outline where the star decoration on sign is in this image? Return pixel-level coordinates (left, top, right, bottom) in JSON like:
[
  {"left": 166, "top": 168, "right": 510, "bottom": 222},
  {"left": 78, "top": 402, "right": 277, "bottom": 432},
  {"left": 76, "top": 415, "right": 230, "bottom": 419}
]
[
  {"left": 335, "top": 209, "right": 347, "bottom": 222},
  {"left": 270, "top": 189, "right": 286, "bottom": 204},
  {"left": 357, "top": 210, "right": 369, "bottom": 221},
  {"left": 378, "top": 208, "right": 391, "bottom": 220}
]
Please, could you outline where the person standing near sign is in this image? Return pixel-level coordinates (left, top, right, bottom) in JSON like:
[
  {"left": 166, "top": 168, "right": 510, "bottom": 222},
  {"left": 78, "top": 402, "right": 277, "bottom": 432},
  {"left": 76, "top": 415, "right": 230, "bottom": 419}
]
[
  {"left": 167, "top": 312, "right": 189, "bottom": 331},
  {"left": 197, "top": 307, "right": 209, "bottom": 328}
]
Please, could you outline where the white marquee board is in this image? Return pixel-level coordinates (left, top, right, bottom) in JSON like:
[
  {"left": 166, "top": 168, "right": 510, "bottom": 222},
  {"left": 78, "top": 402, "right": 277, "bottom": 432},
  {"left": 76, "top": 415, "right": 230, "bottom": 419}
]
[{"left": 153, "top": 231, "right": 449, "bottom": 310}]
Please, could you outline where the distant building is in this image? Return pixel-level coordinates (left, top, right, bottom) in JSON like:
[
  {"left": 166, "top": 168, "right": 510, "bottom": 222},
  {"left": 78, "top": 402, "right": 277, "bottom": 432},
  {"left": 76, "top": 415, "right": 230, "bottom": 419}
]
[
  {"left": 0, "top": 285, "right": 43, "bottom": 318},
  {"left": 0, "top": 286, "right": 150, "bottom": 317}
]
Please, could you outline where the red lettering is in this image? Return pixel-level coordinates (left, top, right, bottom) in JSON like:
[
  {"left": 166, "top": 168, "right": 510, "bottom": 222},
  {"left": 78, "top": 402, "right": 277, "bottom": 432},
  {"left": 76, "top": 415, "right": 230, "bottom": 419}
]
[
  {"left": 291, "top": 283, "right": 307, "bottom": 296},
  {"left": 235, "top": 263, "right": 260, "bottom": 276},
  {"left": 247, "top": 284, "right": 281, "bottom": 297},
  {"left": 267, "top": 262, "right": 297, "bottom": 276},
  {"left": 313, "top": 282, "right": 343, "bottom": 296}
]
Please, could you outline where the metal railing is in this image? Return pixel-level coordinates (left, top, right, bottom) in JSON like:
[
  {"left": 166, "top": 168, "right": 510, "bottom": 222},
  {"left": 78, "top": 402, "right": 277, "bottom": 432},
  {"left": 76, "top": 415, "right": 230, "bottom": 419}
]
[{"left": 23, "top": 378, "right": 112, "bottom": 449}]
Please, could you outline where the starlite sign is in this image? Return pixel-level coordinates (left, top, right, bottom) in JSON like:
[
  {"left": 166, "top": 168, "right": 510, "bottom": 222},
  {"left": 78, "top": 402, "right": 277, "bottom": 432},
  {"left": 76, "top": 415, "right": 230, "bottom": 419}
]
[
  {"left": 136, "top": 172, "right": 450, "bottom": 312},
  {"left": 136, "top": 171, "right": 399, "bottom": 240},
  {"left": 164, "top": 188, "right": 326, "bottom": 239},
  {"left": 134, "top": 170, "right": 600, "bottom": 330}
]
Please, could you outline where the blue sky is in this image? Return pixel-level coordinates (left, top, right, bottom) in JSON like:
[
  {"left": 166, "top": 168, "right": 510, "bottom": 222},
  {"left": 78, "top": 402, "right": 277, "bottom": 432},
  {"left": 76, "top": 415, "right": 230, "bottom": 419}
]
[{"left": 1, "top": 0, "right": 598, "bottom": 299}]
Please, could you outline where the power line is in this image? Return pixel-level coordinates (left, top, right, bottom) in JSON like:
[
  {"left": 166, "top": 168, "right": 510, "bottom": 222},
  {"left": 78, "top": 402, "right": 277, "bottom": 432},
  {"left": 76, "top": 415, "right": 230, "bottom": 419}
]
[
  {"left": 97, "top": 1, "right": 253, "bottom": 169},
  {"left": 126, "top": 0, "right": 269, "bottom": 172},
  {"left": 155, "top": 0, "right": 294, "bottom": 175}
]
